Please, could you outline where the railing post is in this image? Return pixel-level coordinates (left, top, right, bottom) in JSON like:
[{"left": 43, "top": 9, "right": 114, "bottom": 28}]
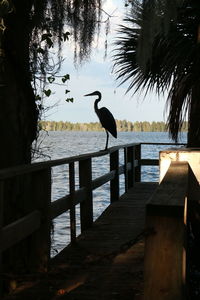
[
  {"left": 188, "top": 165, "right": 200, "bottom": 261},
  {"left": 29, "top": 168, "right": 51, "bottom": 272},
  {"left": 69, "top": 162, "right": 76, "bottom": 242},
  {"left": 0, "top": 181, "right": 4, "bottom": 296},
  {"left": 124, "top": 148, "right": 128, "bottom": 193},
  {"left": 135, "top": 144, "right": 141, "bottom": 182},
  {"left": 110, "top": 150, "right": 119, "bottom": 202},
  {"left": 79, "top": 158, "right": 93, "bottom": 232},
  {"left": 127, "top": 146, "right": 135, "bottom": 189}
]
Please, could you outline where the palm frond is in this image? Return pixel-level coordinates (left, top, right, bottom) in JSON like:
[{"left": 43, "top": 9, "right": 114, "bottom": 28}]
[
  {"left": 113, "top": 0, "right": 200, "bottom": 141},
  {"left": 167, "top": 75, "right": 192, "bottom": 141}
]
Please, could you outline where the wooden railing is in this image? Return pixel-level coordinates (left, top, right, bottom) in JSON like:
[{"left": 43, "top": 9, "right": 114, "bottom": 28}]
[
  {"left": 144, "top": 161, "right": 188, "bottom": 300},
  {"left": 0, "top": 142, "right": 185, "bottom": 278}
]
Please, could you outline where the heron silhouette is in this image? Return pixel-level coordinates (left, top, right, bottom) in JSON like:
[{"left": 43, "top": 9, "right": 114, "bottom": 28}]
[{"left": 84, "top": 91, "right": 117, "bottom": 150}]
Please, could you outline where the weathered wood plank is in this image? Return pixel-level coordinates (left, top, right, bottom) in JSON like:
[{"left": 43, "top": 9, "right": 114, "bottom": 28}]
[
  {"left": 110, "top": 150, "right": 119, "bottom": 202},
  {"left": 144, "top": 215, "right": 186, "bottom": 300},
  {"left": 79, "top": 158, "right": 93, "bottom": 232},
  {"left": 29, "top": 168, "right": 51, "bottom": 272},
  {"left": 144, "top": 161, "right": 188, "bottom": 300},
  {"left": 135, "top": 144, "right": 141, "bottom": 182},
  {"left": 50, "top": 187, "right": 86, "bottom": 219},
  {"left": 69, "top": 162, "right": 76, "bottom": 242},
  {"left": 127, "top": 146, "right": 135, "bottom": 189},
  {"left": 0, "top": 143, "right": 184, "bottom": 181},
  {"left": 140, "top": 159, "right": 158, "bottom": 166},
  {"left": 0, "top": 210, "right": 41, "bottom": 252},
  {"left": 2, "top": 182, "right": 158, "bottom": 300},
  {"left": 141, "top": 142, "right": 185, "bottom": 146},
  {"left": 91, "top": 170, "right": 115, "bottom": 190},
  {"left": 124, "top": 148, "right": 128, "bottom": 192},
  {"left": 50, "top": 164, "right": 131, "bottom": 220},
  {"left": 0, "top": 181, "right": 4, "bottom": 296},
  {"left": 73, "top": 183, "right": 158, "bottom": 254},
  {"left": 0, "top": 143, "right": 139, "bottom": 180},
  {"left": 146, "top": 161, "right": 188, "bottom": 216}
]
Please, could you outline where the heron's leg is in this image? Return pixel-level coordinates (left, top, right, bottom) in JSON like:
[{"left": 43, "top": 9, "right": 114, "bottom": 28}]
[{"left": 105, "top": 130, "right": 109, "bottom": 150}]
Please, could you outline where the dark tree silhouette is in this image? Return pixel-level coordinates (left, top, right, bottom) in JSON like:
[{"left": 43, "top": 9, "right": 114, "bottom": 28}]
[
  {"left": 1, "top": 0, "right": 102, "bottom": 168},
  {"left": 0, "top": 0, "right": 103, "bottom": 283}
]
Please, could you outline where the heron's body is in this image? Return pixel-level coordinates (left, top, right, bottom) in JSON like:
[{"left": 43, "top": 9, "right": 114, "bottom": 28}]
[
  {"left": 94, "top": 99, "right": 117, "bottom": 138},
  {"left": 84, "top": 91, "right": 117, "bottom": 150}
]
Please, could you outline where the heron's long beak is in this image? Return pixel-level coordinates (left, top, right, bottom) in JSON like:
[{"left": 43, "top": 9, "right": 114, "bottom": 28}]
[{"left": 84, "top": 92, "right": 95, "bottom": 97}]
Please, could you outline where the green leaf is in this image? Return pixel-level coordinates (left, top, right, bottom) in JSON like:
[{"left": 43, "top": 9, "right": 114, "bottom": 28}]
[
  {"left": 62, "top": 74, "right": 70, "bottom": 83},
  {"left": 63, "top": 32, "right": 70, "bottom": 41},
  {"left": 37, "top": 47, "right": 45, "bottom": 54},
  {"left": 38, "top": 104, "right": 44, "bottom": 110},
  {"left": 66, "top": 98, "right": 74, "bottom": 103},
  {"left": 35, "top": 95, "right": 41, "bottom": 101},
  {"left": 41, "top": 34, "right": 48, "bottom": 41},
  {"left": 48, "top": 76, "right": 55, "bottom": 83},
  {"left": 41, "top": 33, "right": 52, "bottom": 41},
  {"left": 41, "top": 33, "right": 53, "bottom": 48},
  {"left": 44, "top": 89, "right": 51, "bottom": 97},
  {"left": 46, "top": 37, "right": 53, "bottom": 48}
]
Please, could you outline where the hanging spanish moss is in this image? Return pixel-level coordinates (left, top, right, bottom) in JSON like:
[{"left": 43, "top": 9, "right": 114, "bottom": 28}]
[
  {"left": 29, "top": 0, "right": 102, "bottom": 77},
  {"left": 0, "top": 0, "right": 104, "bottom": 163}
]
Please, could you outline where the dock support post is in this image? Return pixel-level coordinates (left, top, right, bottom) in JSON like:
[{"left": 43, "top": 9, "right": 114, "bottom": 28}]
[
  {"left": 110, "top": 150, "right": 119, "bottom": 202},
  {"left": 127, "top": 146, "right": 135, "bottom": 189},
  {"left": 144, "top": 162, "right": 187, "bottom": 300},
  {"left": 29, "top": 168, "right": 51, "bottom": 272},
  {"left": 69, "top": 162, "right": 76, "bottom": 242},
  {"left": 79, "top": 158, "right": 93, "bottom": 232},
  {"left": 124, "top": 148, "right": 128, "bottom": 193},
  {"left": 0, "top": 182, "right": 4, "bottom": 296},
  {"left": 135, "top": 144, "right": 141, "bottom": 182}
]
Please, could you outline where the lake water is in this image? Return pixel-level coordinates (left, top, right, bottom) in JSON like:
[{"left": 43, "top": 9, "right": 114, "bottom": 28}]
[{"left": 35, "top": 131, "right": 187, "bottom": 256}]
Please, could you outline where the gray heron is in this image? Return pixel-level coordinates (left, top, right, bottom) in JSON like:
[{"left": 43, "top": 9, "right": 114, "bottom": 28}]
[{"left": 84, "top": 91, "right": 117, "bottom": 150}]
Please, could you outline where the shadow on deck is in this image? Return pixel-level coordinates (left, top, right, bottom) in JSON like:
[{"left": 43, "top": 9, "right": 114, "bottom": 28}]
[{"left": 3, "top": 182, "right": 157, "bottom": 300}]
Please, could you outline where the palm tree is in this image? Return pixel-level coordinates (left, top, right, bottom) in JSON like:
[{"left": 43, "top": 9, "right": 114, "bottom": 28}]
[{"left": 113, "top": 0, "right": 200, "bottom": 146}]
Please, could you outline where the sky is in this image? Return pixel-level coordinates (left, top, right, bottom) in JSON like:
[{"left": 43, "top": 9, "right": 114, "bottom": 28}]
[{"left": 43, "top": 0, "right": 168, "bottom": 124}]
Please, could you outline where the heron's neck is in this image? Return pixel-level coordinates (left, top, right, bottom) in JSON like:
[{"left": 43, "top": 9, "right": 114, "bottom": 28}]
[{"left": 94, "top": 98, "right": 101, "bottom": 113}]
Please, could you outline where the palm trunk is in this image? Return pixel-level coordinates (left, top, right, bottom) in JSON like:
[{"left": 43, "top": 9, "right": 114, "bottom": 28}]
[
  {"left": 187, "top": 85, "right": 200, "bottom": 147},
  {"left": 187, "top": 85, "right": 200, "bottom": 271}
]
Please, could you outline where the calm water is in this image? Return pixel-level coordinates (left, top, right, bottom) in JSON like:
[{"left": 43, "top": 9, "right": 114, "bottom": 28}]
[{"left": 35, "top": 131, "right": 187, "bottom": 255}]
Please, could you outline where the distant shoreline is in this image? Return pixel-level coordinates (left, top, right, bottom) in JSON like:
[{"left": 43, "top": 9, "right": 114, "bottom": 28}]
[{"left": 39, "top": 120, "right": 188, "bottom": 132}]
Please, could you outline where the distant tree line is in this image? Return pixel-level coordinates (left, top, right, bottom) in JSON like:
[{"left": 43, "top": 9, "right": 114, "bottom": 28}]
[{"left": 40, "top": 120, "right": 188, "bottom": 132}]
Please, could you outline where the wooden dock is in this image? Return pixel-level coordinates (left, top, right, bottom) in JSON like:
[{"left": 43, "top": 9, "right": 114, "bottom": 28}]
[
  {"left": 3, "top": 182, "right": 157, "bottom": 300},
  {"left": 0, "top": 142, "right": 189, "bottom": 299}
]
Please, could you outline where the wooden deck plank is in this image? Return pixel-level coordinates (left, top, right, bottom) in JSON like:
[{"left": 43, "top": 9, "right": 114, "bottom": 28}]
[{"left": 3, "top": 182, "right": 157, "bottom": 300}]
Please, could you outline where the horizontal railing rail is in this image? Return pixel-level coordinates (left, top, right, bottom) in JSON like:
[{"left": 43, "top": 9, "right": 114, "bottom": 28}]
[
  {"left": 0, "top": 141, "right": 186, "bottom": 292},
  {"left": 0, "top": 142, "right": 186, "bottom": 179},
  {"left": 140, "top": 142, "right": 186, "bottom": 145},
  {"left": 0, "top": 143, "right": 139, "bottom": 179},
  {"left": 1, "top": 210, "right": 41, "bottom": 252}
]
